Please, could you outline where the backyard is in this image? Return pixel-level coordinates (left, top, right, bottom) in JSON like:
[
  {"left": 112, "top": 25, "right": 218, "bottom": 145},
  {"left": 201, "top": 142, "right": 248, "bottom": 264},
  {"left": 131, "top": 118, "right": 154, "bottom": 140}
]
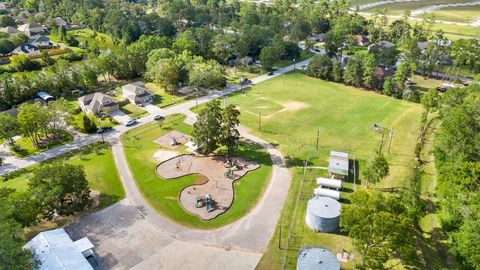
[{"left": 120, "top": 114, "right": 273, "bottom": 229}]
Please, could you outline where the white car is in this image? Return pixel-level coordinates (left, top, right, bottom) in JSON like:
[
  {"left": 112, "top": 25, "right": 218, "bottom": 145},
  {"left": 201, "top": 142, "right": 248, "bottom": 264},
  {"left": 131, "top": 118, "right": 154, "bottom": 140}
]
[{"left": 124, "top": 119, "right": 137, "bottom": 126}]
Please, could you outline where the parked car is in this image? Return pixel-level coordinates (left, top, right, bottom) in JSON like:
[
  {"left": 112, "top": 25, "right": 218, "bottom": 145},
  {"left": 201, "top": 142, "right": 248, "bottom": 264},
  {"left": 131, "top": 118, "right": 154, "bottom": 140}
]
[
  {"left": 267, "top": 71, "right": 274, "bottom": 76},
  {"left": 96, "top": 126, "right": 114, "bottom": 134},
  {"left": 124, "top": 119, "right": 137, "bottom": 126},
  {"left": 154, "top": 114, "right": 164, "bottom": 121},
  {"left": 240, "top": 78, "right": 252, "bottom": 85}
]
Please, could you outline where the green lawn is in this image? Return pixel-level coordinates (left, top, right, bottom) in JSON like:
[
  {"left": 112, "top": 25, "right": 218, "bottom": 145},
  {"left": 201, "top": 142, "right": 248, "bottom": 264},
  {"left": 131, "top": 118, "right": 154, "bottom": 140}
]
[
  {"left": 256, "top": 168, "right": 355, "bottom": 270},
  {"left": 1, "top": 143, "right": 124, "bottom": 208},
  {"left": 145, "top": 82, "right": 184, "bottom": 108},
  {"left": 120, "top": 114, "right": 272, "bottom": 229},
  {"left": 10, "top": 131, "right": 73, "bottom": 158},
  {"left": 225, "top": 72, "right": 422, "bottom": 189},
  {"left": 429, "top": 6, "right": 480, "bottom": 23},
  {"left": 364, "top": 0, "right": 472, "bottom": 15},
  {"left": 120, "top": 103, "right": 148, "bottom": 118},
  {"left": 411, "top": 75, "right": 445, "bottom": 92},
  {"left": 69, "top": 29, "right": 117, "bottom": 51}
]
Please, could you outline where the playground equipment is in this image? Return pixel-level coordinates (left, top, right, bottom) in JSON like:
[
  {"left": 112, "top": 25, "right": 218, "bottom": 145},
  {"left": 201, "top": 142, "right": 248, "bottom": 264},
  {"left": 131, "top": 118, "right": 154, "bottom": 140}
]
[
  {"left": 171, "top": 137, "right": 178, "bottom": 146},
  {"left": 195, "top": 196, "right": 205, "bottom": 208},
  {"left": 206, "top": 194, "right": 214, "bottom": 212},
  {"left": 224, "top": 168, "right": 234, "bottom": 179}
]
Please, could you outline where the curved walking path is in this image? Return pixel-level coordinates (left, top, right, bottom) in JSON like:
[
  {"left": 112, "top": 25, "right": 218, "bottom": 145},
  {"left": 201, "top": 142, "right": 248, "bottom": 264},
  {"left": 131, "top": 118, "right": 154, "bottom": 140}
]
[{"left": 1, "top": 58, "right": 313, "bottom": 269}]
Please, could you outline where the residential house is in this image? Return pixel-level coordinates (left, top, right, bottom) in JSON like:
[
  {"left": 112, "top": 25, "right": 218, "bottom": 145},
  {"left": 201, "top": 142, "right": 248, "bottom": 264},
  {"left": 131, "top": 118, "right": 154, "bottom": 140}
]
[
  {"left": 122, "top": 82, "right": 154, "bottom": 104},
  {"left": 354, "top": 35, "right": 370, "bottom": 46},
  {"left": 24, "top": 228, "right": 97, "bottom": 270},
  {"left": 52, "top": 17, "right": 68, "bottom": 28},
  {"left": 17, "top": 23, "right": 45, "bottom": 37},
  {"left": 12, "top": 10, "right": 31, "bottom": 24},
  {"left": 78, "top": 92, "right": 119, "bottom": 115},
  {"left": 29, "top": 35, "right": 53, "bottom": 48},
  {"left": 12, "top": 43, "right": 39, "bottom": 56},
  {"left": 308, "top": 33, "right": 325, "bottom": 43},
  {"left": 368, "top": 40, "right": 395, "bottom": 52},
  {"left": 0, "top": 26, "right": 19, "bottom": 35},
  {"left": 0, "top": 2, "right": 12, "bottom": 10},
  {"left": 374, "top": 66, "right": 396, "bottom": 84},
  {"left": 417, "top": 41, "right": 428, "bottom": 54}
]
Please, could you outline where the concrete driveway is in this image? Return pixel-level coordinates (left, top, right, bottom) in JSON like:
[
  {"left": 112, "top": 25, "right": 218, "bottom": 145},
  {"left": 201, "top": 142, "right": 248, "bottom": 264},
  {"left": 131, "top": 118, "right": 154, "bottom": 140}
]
[
  {"left": 143, "top": 103, "right": 163, "bottom": 115},
  {"left": 110, "top": 110, "right": 131, "bottom": 124}
]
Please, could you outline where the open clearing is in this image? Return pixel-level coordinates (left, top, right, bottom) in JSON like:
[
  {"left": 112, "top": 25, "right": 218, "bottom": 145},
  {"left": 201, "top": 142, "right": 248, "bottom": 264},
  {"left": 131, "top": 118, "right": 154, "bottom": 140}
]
[
  {"left": 120, "top": 114, "right": 273, "bottom": 229},
  {"left": 228, "top": 72, "right": 422, "bottom": 189},
  {"left": 0, "top": 142, "right": 125, "bottom": 208},
  {"left": 363, "top": 0, "right": 477, "bottom": 15},
  {"left": 429, "top": 6, "right": 480, "bottom": 23}
]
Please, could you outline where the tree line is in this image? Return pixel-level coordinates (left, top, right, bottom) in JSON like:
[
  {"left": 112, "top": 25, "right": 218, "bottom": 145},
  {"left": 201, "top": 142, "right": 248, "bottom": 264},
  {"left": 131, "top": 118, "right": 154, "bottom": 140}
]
[
  {"left": 426, "top": 84, "right": 480, "bottom": 269},
  {"left": 0, "top": 162, "right": 92, "bottom": 269}
]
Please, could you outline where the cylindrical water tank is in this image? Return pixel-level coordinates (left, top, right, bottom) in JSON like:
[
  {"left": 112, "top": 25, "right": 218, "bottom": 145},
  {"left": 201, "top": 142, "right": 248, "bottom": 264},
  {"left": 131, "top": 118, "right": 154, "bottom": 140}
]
[
  {"left": 305, "top": 196, "right": 341, "bottom": 232},
  {"left": 297, "top": 247, "right": 340, "bottom": 270},
  {"left": 313, "top": 187, "right": 341, "bottom": 200},
  {"left": 316, "top": 177, "right": 342, "bottom": 190}
]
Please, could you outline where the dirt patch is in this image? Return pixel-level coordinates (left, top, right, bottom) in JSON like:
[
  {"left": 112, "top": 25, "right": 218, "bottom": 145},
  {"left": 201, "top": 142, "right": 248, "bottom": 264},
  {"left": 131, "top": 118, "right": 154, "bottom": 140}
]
[
  {"left": 154, "top": 130, "right": 191, "bottom": 149},
  {"left": 156, "top": 155, "right": 260, "bottom": 220},
  {"left": 194, "top": 175, "right": 209, "bottom": 185},
  {"left": 281, "top": 101, "right": 309, "bottom": 111},
  {"left": 153, "top": 149, "right": 180, "bottom": 163}
]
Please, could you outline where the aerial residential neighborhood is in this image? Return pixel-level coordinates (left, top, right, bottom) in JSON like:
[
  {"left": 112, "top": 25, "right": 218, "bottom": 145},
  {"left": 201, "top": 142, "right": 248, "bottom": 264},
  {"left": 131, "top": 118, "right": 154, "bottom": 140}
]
[{"left": 0, "top": 0, "right": 479, "bottom": 270}]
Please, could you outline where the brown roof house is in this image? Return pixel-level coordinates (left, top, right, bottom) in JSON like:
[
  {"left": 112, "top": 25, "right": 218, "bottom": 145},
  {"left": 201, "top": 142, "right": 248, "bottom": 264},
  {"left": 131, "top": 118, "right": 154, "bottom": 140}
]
[
  {"left": 354, "top": 35, "right": 370, "bottom": 46},
  {"left": 78, "top": 92, "right": 119, "bottom": 115},
  {"left": 374, "top": 67, "right": 396, "bottom": 84},
  {"left": 122, "top": 82, "right": 154, "bottom": 105}
]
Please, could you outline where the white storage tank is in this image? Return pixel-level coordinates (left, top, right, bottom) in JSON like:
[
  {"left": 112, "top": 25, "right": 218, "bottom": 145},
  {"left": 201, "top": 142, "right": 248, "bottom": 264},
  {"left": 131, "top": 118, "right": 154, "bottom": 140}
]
[
  {"left": 313, "top": 187, "right": 341, "bottom": 200},
  {"left": 305, "top": 196, "right": 341, "bottom": 232},
  {"left": 297, "top": 247, "right": 340, "bottom": 270},
  {"left": 316, "top": 177, "right": 342, "bottom": 190}
]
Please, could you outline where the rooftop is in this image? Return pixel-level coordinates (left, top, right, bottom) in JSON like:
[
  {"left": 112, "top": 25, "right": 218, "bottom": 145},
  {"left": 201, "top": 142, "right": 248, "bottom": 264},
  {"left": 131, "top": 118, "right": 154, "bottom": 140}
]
[
  {"left": 328, "top": 151, "right": 349, "bottom": 176},
  {"left": 307, "top": 196, "right": 341, "bottom": 218},
  {"left": 23, "top": 228, "right": 94, "bottom": 270}
]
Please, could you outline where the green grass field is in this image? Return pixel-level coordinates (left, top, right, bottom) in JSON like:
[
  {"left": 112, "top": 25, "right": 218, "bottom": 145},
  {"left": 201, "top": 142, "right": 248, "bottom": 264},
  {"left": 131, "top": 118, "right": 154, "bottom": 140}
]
[
  {"left": 1, "top": 143, "right": 125, "bottom": 208},
  {"left": 429, "top": 6, "right": 480, "bottom": 23},
  {"left": 120, "top": 103, "right": 148, "bottom": 118},
  {"left": 120, "top": 114, "right": 272, "bottom": 229},
  {"left": 145, "top": 82, "right": 185, "bottom": 108},
  {"left": 227, "top": 72, "right": 422, "bottom": 189},
  {"left": 363, "top": 0, "right": 473, "bottom": 15},
  {"left": 10, "top": 131, "right": 73, "bottom": 158}
]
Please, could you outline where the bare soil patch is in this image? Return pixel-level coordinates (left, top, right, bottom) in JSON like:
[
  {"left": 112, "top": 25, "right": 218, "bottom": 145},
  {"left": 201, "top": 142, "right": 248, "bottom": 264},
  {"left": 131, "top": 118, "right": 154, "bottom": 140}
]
[{"left": 153, "top": 130, "right": 191, "bottom": 149}]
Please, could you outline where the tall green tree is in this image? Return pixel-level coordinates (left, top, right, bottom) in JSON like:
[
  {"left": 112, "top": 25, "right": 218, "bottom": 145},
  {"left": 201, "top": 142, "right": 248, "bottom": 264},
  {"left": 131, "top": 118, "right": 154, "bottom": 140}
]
[
  {"left": 28, "top": 162, "right": 92, "bottom": 219},
  {"left": 362, "top": 152, "right": 389, "bottom": 188},
  {"left": 306, "top": 54, "right": 332, "bottom": 80},
  {"left": 340, "top": 190, "right": 415, "bottom": 268},
  {"left": 343, "top": 58, "right": 363, "bottom": 87},
  {"left": 259, "top": 46, "right": 277, "bottom": 71},
  {"left": 192, "top": 99, "right": 223, "bottom": 155},
  {"left": 221, "top": 104, "right": 241, "bottom": 156},
  {"left": 189, "top": 60, "right": 226, "bottom": 89},
  {"left": 362, "top": 54, "right": 377, "bottom": 89},
  {"left": 0, "top": 113, "right": 17, "bottom": 145}
]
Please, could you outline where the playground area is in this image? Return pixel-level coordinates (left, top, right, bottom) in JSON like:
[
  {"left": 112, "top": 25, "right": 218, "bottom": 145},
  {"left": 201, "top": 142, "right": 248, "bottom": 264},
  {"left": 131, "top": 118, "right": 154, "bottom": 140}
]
[
  {"left": 154, "top": 130, "right": 191, "bottom": 149},
  {"left": 156, "top": 154, "right": 260, "bottom": 220}
]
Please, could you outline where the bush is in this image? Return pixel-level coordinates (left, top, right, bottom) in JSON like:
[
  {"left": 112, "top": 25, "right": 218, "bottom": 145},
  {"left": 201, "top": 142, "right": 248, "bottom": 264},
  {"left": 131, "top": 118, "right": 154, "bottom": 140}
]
[{"left": 82, "top": 115, "right": 97, "bottom": 133}]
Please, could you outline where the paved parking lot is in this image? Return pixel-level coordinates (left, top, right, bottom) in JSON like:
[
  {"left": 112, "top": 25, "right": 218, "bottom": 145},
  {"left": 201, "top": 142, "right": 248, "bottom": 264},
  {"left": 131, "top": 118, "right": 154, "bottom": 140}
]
[{"left": 66, "top": 201, "right": 261, "bottom": 270}]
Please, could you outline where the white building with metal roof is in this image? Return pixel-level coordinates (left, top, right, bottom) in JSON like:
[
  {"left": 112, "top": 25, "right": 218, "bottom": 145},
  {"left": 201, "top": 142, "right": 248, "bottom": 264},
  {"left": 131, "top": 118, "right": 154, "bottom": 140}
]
[
  {"left": 328, "top": 151, "right": 349, "bottom": 180},
  {"left": 23, "top": 228, "right": 96, "bottom": 270}
]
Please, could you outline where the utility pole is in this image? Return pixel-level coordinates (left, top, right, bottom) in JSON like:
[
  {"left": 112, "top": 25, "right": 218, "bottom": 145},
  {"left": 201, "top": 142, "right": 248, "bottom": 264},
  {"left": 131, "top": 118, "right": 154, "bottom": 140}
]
[
  {"left": 388, "top": 127, "right": 394, "bottom": 153},
  {"left": 258, "top": 113, "right": 261, "bottom": 130},
  {"left": 316, "top": 130, "right": 319, "bottom": 150},
  {"left": 379, "top": 131, "right": 385, "bottom": 153},
  {"left": 195, "top": 87, "right": 199, "bottom": 108},
  {"left": 293, "top": 57, "right": 296, "bottom": 71}
]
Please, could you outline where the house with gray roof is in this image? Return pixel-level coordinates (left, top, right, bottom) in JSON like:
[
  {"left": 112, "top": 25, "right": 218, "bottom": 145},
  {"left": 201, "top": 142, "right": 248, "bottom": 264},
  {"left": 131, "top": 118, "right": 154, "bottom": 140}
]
[
  {"left": 78, "top": 92, "right": 119, "bottom": 115},
  {"left": 0, "top": 26, "right": 19, "bottom": 35},
  {"left": 17, "top": 23, "right": 45, "bottom": 37},
  {"left": 28, "top": 35, "right": 52, "bottom": 48},
  {"left": 122, "top": 81, "right": 154, "bottom": 104},
  {"left": 12, "top": 43, "right": 39, "bottom": 56}
]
